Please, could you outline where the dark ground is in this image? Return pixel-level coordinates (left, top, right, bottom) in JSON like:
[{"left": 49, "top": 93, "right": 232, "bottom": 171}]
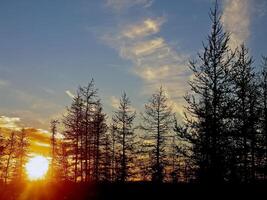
[{"left": 0, "top": 181, "right": 266, "bottom": 200}]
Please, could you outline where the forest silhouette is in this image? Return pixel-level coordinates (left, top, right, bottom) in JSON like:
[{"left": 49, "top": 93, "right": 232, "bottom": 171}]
[{"left": 0, "top": 1, "right": 266, "bottom": 199}]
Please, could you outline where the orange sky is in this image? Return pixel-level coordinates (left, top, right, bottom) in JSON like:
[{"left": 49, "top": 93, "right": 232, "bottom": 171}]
[{"left": 0, "top": 117, "right": 51, "bottom": 157}]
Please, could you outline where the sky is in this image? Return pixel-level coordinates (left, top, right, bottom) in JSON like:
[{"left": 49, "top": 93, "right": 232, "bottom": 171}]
[{"left": 0, "top": 0, "right": 267, "bottom": 151}]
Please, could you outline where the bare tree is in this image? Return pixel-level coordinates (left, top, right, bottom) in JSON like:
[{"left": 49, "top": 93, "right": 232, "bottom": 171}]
[
  {"left": 3, "top": 131, "right": 17, "bottom": 184},
  {"left": 50, "top": 119, "right": 59, "bottom": 180},
  {"left": 13, "top": 128, "right": 29, "bottom": 182},
  {"left": 140, "top": 86, "right": 173, "bottom": 182},
  {"left": 110, "top": 120, "right": 118, "bottom": 181},
  {"left": 92, "top": 100, "right": 107, "bottom": 181},
  {"left": 57, "top": 142, "right": 69, "bottom": 181},
  {"left": 79, "top": 79, "right": 98, "bottom": 181},
  {"left": 113, "top": 92, "right": 136, "bottom": 182},
  {"left": 0, "top": 128, "right": 5, "bottom": 182},
  {"left": 63, "top": 92, "right": 84, "bottom": 182}
]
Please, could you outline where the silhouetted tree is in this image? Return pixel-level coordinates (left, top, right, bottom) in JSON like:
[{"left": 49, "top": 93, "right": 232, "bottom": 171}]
[
  {"left": 113, "top": 92, "right": 136, "bottom": 182},
  {"left": 50, "top": 119, "right": 59, "bottom": 180},
  {"left": 57, "top": 142, "right": 69, "bottom": 181},
  {"left": 259, "top": 56, "right": 267, "bottom": 179},
  {"left": 177, "top": 2, "right": 235, "bottom": 183},
  {"left": 110, "top": 120, "right": 118, "bottom": 181},
  {"left": 140, "top": 87, "right": 173, "bottom": 182},
  {"left": 92, "top": 100, "right": 108, "bottom": 181},
  {"left": 3, "top": 131, "right": 17, "bottom": 183},
  {"left": 13, "top": 128, "right": 29, "bottom": 182},
  {"left": 79, "top": 79, "right": 98, "bottom": 181},
  {"left": 230, "top": 45, "right": 259, "bottom": 182},
  {"left": 0, "top": 129, "right": 5, "bottom": 182},
  {"left": 101, "top": 132, "right": 112, "bottom": 181},
  {"left": 63, "top": 92, "right": 84, "bottom": 182}
]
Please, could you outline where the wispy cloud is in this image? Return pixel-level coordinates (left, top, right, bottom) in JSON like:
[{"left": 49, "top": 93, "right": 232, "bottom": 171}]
[
  {"left": 122, "top": 18, "right": 164, "bottom": 39},
  {"left": 222, "top": 0, "right": 251, "bottom": 49},
  {"left": 103, "top": 17, "right": 190, "bottom": 115},
  {"left": 110, "top": 96, "right": 120, "bottom": 109},
  {"left": 0, "top": 116, "right": 21, "bottom": 130},
  {"left": 65, "top": 90, "right": 75, "bottom": 99},
  {"left": 106, "top": 0, "right": 153, "bottom": 11},
  {"left": 0, "top": 115, "right": 52, "bottom": 156}
]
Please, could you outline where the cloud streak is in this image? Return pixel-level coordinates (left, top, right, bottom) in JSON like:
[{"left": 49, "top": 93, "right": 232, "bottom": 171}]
[
  {"left": 65, "top": 90, "right": 75, "bottom": 99},
  {"left": 0, "top": 116, "right": 52, "bottom": 156},
  {"left": 122, "top": 18, "right": 164, "bottom": 39},
  {"left": 110, "top": 96, "right": 120, "bottom": 109},
  {"left": 0, "top": 116, "right": 21, "bottom": 130},
  {"left": 103, "top": 17, "right": 190, "bottom": 115},
  {"left": 106, "top": 0, "right": 153, "bottom": 11}
]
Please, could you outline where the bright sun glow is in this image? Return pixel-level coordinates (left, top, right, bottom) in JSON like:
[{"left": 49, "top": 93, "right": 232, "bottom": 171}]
[{"left": 25, "top": 156, "right": 49, "bottom": 180}]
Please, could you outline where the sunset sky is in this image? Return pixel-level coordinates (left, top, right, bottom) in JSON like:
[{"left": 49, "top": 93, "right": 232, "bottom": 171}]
[{"left": 0, "top": 0, "right": 267, "bottom": 153}]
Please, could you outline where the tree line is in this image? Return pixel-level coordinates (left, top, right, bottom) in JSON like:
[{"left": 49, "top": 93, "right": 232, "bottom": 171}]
[
  {"left": 0, "top": 2, "right": 266, "bottom": 184},
  {"left": 0, "top": 128, "right": 28, "bottom": 183}
]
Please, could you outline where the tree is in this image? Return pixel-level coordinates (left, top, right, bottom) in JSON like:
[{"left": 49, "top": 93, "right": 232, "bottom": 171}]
[
  {"left": 101, "top": 132, "right": 112, "bottom": 181},
  {"left": 110, "top": 120, "right": 118, "bottom": 182},
  {"left": 63, "top": 92, "right": 84, "bottom": 182},
  {"left": 259, "top": 56, "right": 267, "bottom": 179},
  {"left": 13, "top": 128, "right": 29, "bottom": 182},
  {"left": 230, "top": 45, "right": 259, "bottom": 182},
  {"left": 177, "top": 1, "right": 235, "bottom": 183},
  {"left": 79, "top": 79, "right": 98, "bottom": 181},
  {"left": 57, "top": 142, "right": 69, "bottom": 181},
  {"left": 0, "top": 128, "right": 5, "bottom": 182},
  {"left": 92, "top": 100, "right": 107, "bottom": 181},
  {"left": 3, "top": 131, "right": 17, "bottom": 183},
  {"left": 140, "top": 87, "right": 173, "bottom": 182},
  {"left": 50, "top": 119, "right": 59, "bottom": 180},
  {"left": 113, "top": 92, "right": 136, "bottom": 182}
]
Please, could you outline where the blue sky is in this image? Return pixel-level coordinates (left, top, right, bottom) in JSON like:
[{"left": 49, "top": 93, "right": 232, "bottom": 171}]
[{"left": 0, "top": 0, "right": 267, "bottom": 130}]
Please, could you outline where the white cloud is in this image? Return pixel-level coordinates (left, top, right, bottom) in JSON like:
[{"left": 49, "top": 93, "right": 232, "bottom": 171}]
[
  {"left": 222, "top": 0, "right": 251, "bottom": 49},
  {"left": 127, "top": 38, "right": 165, "bottom": 57},
  {"left": 65, "top": 90, "right": 75, "bottom": 99},
  {"left": 103, "top": 17, "right": 190, "bottom": 116},
  {"left": 110, "top": 96, "right": 120, "bottom": 109},
  {"left": 122, "top": 18, "right": 164, "bottom": 39},
  {"left": 0, "top": 116, "right": 21, "bottom": 130},
  {"left": 106, "top": 0, "right": 153, "bottom": 11}
]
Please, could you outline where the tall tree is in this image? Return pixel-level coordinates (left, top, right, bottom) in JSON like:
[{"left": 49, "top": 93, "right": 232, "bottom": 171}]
[
  {"left": 92, "top": 100, "right": 107, "bottom": 181},
  {"left": 101, "top": 132, "right": 112, "bottom": 181},
  {"left": 63, "top": 92, "right": 84, "bottom": 182},
  {"left": 259, "top": 56, "right": 267, "bottom": 179},
  {"left": 13, "top": 129, "right": 29, "bottom": 182},
  {"left": 50, "top": 119, "right": 59, "bottom": 180},
  {"left": 140, "top": 87, "right": 173, "bottom": 182},
  {"left": 57, "top": 142, "right": 69, "bottom": 181},
  {"left": 230, "top": 45, "right": 259, "bottom": 182},
  {"left": 0, "top": 128, "right": 5, "bottom": 181},
  {"left": 79, "top": 79, "right": 98, "bottom": 181},
  {"left": 113, "top": 92, "right": 136, "bottom": 182},
  {"left": 177, "top": 1, "right": 235, "bottom": 183},
  {"left": 3, "top": 131, "right": 17, "bottom": 183},
  {"left": 110, "top": 120, "right": 118, "bottom": 182}
]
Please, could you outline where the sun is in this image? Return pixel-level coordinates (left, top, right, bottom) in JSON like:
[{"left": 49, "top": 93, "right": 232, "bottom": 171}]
[{"left": 25, "top": 156, "right": 49, "bottom": 180}]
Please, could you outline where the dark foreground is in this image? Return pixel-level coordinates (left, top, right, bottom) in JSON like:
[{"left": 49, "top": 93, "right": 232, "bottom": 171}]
[{"left": 0, "top": 181, "right": 266, "bottom": 200}]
